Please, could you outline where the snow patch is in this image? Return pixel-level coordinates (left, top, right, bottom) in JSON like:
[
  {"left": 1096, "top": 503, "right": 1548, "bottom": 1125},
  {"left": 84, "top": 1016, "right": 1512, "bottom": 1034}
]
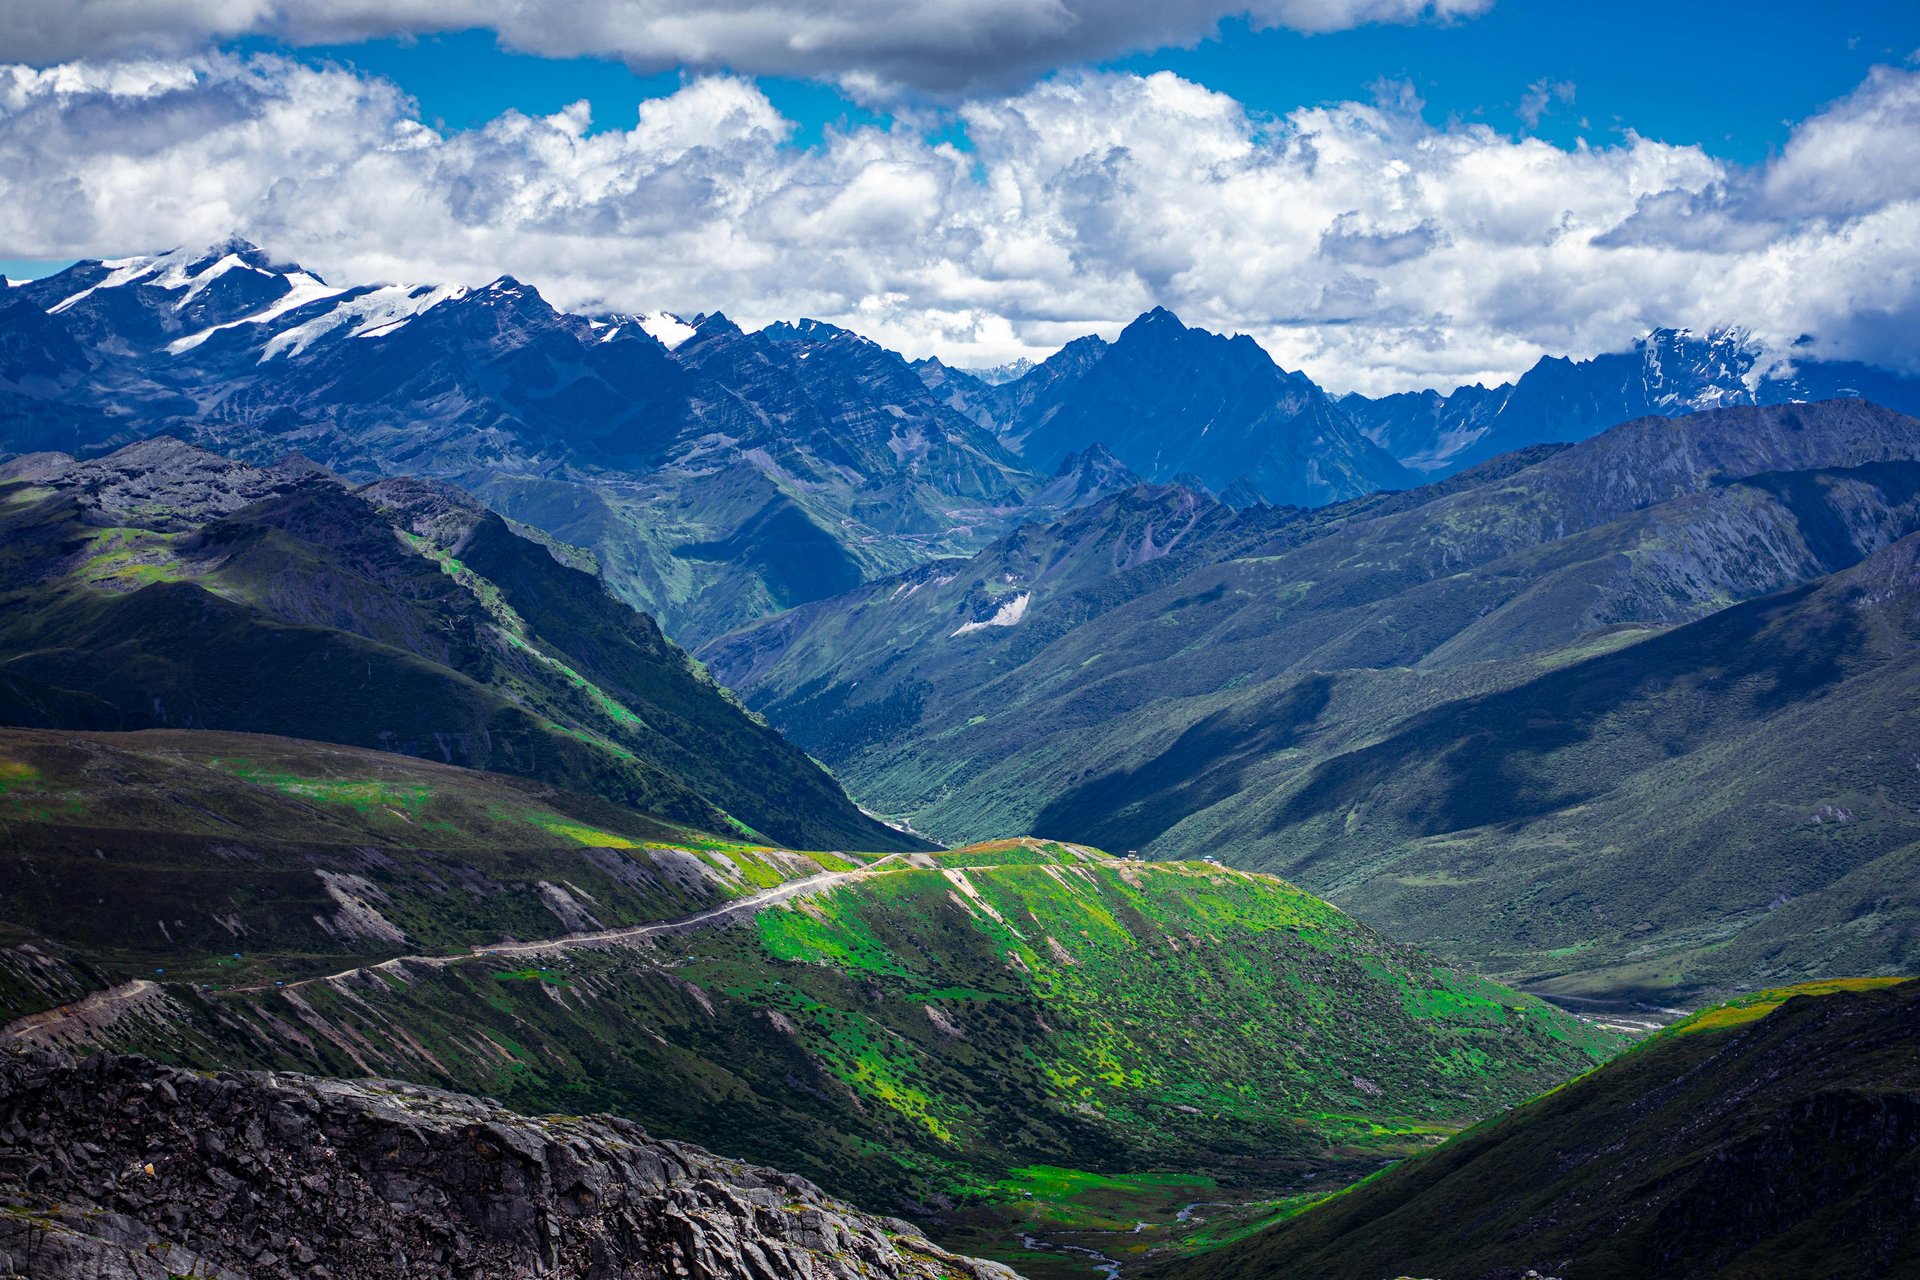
[
  {"left": 636, "top": 310, "right": 696, "bottom": 349},
  {"left": 260, "top": 283, "right": 465, "bottom": 360},
  {"left": 171, "top": 252, "right": 266, "bottom": 310},
  {"left": 165, "top": 273, "right": 345, "bottom": 355},
  {"left": 48, "top": 254, "right": 164, "bottom": 313},
  {"left": 951, "top": 592, "right": 1031, "bottom": 637}
]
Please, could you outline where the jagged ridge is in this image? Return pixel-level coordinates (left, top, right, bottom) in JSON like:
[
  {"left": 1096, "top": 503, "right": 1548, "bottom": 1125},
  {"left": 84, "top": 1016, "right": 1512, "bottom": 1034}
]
[{"left": 0, "top": 1047, "right": 1016, "bottom": 1279}]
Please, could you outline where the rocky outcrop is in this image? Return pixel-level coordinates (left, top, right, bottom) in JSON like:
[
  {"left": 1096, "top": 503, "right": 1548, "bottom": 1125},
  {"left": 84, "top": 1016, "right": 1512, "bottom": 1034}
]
[{"left": 0, "top": 1049, "right": 1020, "bottom": 1279}]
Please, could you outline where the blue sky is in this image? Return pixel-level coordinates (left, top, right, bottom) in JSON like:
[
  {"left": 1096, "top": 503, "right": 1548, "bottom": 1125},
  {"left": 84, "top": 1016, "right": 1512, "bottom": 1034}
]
[
  {"left": 1123, "top": 1, "right": 1920, "bottom": 160},
  {"left": 4, "top": 1, "right": 1918, "bottom": 390},
  {"left": 270, "top": 1, "right": 1915, "bottom": 160}
]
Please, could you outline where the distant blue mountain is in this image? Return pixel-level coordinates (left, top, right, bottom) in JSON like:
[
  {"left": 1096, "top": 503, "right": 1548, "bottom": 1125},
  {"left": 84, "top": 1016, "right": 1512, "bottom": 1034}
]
[
  {"left": 8, "top": 241, "right": 1920, "bottom": 639},
  {"left": 1344, "top": 327, "right": 1920, "bottom": 475}
]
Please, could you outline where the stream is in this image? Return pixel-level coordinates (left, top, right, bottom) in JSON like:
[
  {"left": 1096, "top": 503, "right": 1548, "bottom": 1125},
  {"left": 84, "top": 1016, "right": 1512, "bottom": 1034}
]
[
  {"left": 1017, "top": 1201, "right": 1241, "bottom": 1277},
  {"left": 1173, "top": 1200, "right": 1233, "bottom": 1223},
  {"left": 1019, "top": 1232, "right": 1124, "bottom": 1279}
]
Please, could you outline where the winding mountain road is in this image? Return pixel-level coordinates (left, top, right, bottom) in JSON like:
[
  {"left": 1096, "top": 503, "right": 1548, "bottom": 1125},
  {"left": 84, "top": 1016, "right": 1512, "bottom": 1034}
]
[
  {"left": 230, "top": 850, "right": 917, "bottom": 996},
  {"left": 6, "top": 843, "right": 1126, "bottom": 1045}
]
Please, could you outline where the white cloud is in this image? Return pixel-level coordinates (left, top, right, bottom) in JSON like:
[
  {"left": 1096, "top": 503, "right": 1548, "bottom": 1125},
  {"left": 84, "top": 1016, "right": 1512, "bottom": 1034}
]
[
  {"left": 1759, "top": 62, "right": 1920, "bottom": 218},
  {"left": 2, "top": 1, "right": 1492, "bottom": 97},
  {"left": 1516, "top": 77, "right": 1573, "bottom": 129},
  {"left": 0, "top": 53, "right": 1916, "bottom": 393}
]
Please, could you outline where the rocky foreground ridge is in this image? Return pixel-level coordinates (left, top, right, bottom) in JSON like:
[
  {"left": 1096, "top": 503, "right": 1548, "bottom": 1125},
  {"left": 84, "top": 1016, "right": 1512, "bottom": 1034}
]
[{"left": 0, "top": 1049, "right": 1018, "bottom": 1279}]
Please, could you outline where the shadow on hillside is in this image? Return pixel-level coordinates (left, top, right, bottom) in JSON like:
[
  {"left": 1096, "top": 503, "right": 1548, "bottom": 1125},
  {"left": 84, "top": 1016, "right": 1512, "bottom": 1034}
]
[
  {"left": 1271, "top": 579, "right": 1863, "bottom": 854},
  {"left": 1032, "top": 674, "right": 1334, "bottom": 850}
]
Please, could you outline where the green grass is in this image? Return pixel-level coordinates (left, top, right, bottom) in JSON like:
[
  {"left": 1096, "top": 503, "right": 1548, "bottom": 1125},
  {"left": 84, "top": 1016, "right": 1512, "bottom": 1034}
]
[
  {"left": 757, "top": 900, "right": 919, "bottom": 977},
  {"left": 983, "top": 1165, "right": 1217, "bottom": 1230},
  {"left": 495, "top": 967, "right": 571, "bottom": 985},
  {"left": 1154, "top": 977, "right": 1920, "bottom": 1280},
  {"left": 212, "top": 762, "right": 436, "bottom": 815},
  {"left": 74, "top": 836, "right": 1623, "bottom": 1275},
  {"left": 1659, "top": 976, "right": 1911, "bottom": 1037},
  {"left": 0, "top": 759, "right": 41, "bottom": 792}
]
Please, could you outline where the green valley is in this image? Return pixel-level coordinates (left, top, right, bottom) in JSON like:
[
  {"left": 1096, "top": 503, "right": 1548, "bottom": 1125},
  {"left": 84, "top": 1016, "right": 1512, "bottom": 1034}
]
[
  {"left": 7, "top": 834, "right": 1623, "bottom": 1272},
  {"left": 706, "top": 401, "right": 1920, "bottom": 1000}
]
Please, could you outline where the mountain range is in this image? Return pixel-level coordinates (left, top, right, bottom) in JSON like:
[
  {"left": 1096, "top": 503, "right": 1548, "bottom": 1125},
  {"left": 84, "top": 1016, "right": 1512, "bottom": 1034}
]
[
  {"left": 5, "top": 237, "right": 1920, "bottom": 1280},
  {"left": 11, "top": 242, "right": 1920, "bottom": 650},
  {"left": 704, "top": 398, "right": 1920, "bottom": 1001},
  {"left": 1337, "top": 325, "right": 1920, "bottom": 474}
]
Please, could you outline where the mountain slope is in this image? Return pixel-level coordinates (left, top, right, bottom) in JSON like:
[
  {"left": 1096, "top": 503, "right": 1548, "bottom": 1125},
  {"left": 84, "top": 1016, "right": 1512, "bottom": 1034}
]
[
  {"left": 706, "top": 401, "right": 1920, "bottom": 994},
  {"left": 9, "top": 838, "right": 1622, "bottom": 1261},
  {"left": 0, "top": 1048, "right": 1018, "bottom": 1280},
  {"left": 1256, "top": 524, "right": 1920, "bottom": 998},
  {"left": 0, "top": 725, "right": 888, "bottom": 1019},
  {"left": 0, "top": 438, "right": 917, "bottom": 853},
  {"left": 1157, "top": 978, "right": 1920, "bottom": 1280}
]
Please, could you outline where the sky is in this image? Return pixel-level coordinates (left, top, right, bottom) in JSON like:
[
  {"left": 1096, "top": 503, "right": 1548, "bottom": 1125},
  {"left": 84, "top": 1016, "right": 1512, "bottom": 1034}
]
[{"left": 2, "top": 0, "right": 1918, "bottom": 393}]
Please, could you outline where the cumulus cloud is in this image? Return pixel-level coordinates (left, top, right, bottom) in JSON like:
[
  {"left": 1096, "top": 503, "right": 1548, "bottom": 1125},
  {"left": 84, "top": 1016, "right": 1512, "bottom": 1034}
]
[
  {"left": 0, "top": 53, "right": 1916, "bottom": 393},
  {"left": 0, "top": 0, "right": 1492, "bottom": 97}
]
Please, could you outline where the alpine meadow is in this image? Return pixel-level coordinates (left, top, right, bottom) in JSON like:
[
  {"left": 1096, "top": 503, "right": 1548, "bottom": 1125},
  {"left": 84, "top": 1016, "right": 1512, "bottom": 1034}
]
[{"left": 1, "top": 3, "right": 1918, "bottom": 1279}]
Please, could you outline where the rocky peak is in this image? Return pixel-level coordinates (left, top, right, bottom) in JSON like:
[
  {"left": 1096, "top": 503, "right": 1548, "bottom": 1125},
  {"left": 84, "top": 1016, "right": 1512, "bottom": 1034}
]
[
  {"left": 955, "top": 356, "right": 1033, "bottom": 386},
  {"left": 682, "top": 311, "right": 744, "bottom": 344},
  {"left": 759, "top": 317, "right": 861, "bottom": 347},
  {"left": 1122, "top": 305, "right": 1188, "bottom": 339},
  {"left": 360, "top": 473, "right": 496, "bottom": 550},
  {"left": 46, "top": 436, "right": 314, "bottom": 530},
  {"left": 1026, "top": 442, "right": 1143, "bottom": 514},
  {"left": 0, "top": 1049, "right": 1020, "bottom": 1280},
  {"left": 1216, "top": 476, "right": 1269, "bottom": 510}
]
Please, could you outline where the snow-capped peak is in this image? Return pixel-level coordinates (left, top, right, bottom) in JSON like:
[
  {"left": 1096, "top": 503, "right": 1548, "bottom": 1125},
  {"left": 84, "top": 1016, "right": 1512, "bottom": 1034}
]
[
  {"left": 169, "top": 252, "right": 271, "bottom": 311},
  {"left": 47, "top": 239, "right": 285, "bottom": 315},
  {"left": 47, "top": 253, "right": 167, "bottom": 314}
]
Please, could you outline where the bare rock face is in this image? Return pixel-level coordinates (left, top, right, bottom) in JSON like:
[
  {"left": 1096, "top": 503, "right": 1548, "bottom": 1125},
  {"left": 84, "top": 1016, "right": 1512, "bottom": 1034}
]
[{"left": 0, "top": 1049, "right": 1021, "bottom": 1280}]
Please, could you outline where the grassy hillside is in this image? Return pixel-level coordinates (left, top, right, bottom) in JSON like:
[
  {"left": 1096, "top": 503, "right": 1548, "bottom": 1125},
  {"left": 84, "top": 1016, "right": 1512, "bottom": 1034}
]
[
  {"left": 0, "top": 439, "right": 920, "bottom": 853},
  {"left": 23, "top": 838, "right": 1623, "bottom": 1270},
  {"left": 0, "top": 726, "right": 868, "bottom": 1018},
  {"left": 1249, "top": 531, "right": 1920, "bottom": 1001},
  {"left": 1155, "top": 977, "right": 1920, "bottom": 1280},
  {"left": 706, "top": 402, "right": 1920, "bottom": 995}
]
